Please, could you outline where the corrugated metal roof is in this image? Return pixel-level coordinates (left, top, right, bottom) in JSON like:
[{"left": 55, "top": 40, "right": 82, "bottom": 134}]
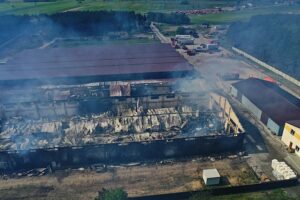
[
  {"left": 0, "top": 43, "right": 194, "bottom": 84},
  {"left": 232, "top": 78, "right": 300, "bottom": 126},
  {"left": 286, "top": 120, "right": 300, "bottom": 128},
  {"left": 203, "top": 169, "right": 220, "bottom": 178}
]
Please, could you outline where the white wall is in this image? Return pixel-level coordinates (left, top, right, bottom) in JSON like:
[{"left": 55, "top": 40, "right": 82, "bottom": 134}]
[
  {"left": 282, "top": 123, "right": 300, "bottom": 157},
  {"left": 232, "top": 47, "right": 300, "bottom": 88}
]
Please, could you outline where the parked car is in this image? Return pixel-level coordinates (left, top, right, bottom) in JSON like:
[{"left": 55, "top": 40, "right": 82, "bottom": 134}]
[
  {"left": 182, "top": 45, "right": 188, "bottom": 50},
  {"left": 174, "top": 44, "right": 180, "bottom": 49},
  {"left": 187, "top": 49, "right": 196, "bottom": 56},
  {"left": 195, "top": 46, "right": 207, "bottom": 52}
]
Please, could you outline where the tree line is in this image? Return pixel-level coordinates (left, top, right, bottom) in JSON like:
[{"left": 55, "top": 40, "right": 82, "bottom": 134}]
[
  {"left": 227, "top": 14, "right": 300, "bottom": 80},
  {"left": 0, "top": 10, "right": 191, "bottom": 46},
  {"left": 0, "top": 11, "right": 148, "bottom": 45},
  {"left": 147, "top": 12, "right": 190, "bottom": 25}
]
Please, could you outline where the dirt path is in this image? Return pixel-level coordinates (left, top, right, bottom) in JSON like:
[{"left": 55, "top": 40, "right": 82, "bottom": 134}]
[
  {"left": 39, "top": 38, "right": 59, "bottom": 49},
  {"left": 0, "top": 158, "right": 252, "bottom": 200},
  {"left": 150, "top": 22, "right": 170, "bottom": 43},
  {"left": 62, "top": 6, "right": 83, "bottom": 13}
]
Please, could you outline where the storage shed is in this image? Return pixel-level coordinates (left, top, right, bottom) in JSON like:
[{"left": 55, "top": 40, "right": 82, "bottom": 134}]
[
  {"left": 203, "top": 168, "right": 220, "bottom": 186},
  {"left": 231, "top": 78, "right": 300, "bottom": 135}
]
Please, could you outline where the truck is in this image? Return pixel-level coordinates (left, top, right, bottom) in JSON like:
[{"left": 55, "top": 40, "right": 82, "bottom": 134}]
[{"left": 175, "top": 35, "right": 195, "bottom": 45}]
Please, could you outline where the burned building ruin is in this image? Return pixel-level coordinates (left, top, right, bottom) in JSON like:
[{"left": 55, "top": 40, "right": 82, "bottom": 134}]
[{"left": 0, "top": 43, "right": 244, "bottom": 171}]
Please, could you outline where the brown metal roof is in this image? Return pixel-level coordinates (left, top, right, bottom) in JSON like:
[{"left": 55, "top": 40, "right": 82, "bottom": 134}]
[
  {"left": 0, "top": 43, "right": 194, "bottom": 84},
  {"left": 232, "top": 78, "right": 300, "bottom": 125},
  {"left": 286, "top": 120, "right": 300, "bottom": 128}
]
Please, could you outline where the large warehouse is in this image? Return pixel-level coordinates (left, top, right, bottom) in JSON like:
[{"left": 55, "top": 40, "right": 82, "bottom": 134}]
[
  {"left": 230, "top": 78, "right": 300, "bottom": 135},
  {"left": 0, "top": 43, "right": 245, "bottom": 171},
  {"left": 0, "top": 43, "right": 194, "bottom": 86}
]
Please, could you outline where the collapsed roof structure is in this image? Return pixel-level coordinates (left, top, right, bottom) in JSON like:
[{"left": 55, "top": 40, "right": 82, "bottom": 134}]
[{"left": 0, "top": 43, "right": 244, "bottom": 171}]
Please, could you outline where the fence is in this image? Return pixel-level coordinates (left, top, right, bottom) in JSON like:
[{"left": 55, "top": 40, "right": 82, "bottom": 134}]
[
  {"left": 232, "top": 47, "right": 300, "bottom": 88},
  {"left": 0, "top": 133, "right": 244, "bottom": 171},
  {"left": 128, "top": 178, "right": 298, "bottom": 200}
]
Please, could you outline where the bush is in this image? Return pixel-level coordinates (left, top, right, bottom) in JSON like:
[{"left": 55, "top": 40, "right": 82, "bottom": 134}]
[
  {"left": 176, "top": 26, "right": 186, "bottom": 34},
  {"left": 227, "top": 14, "right": 300, "bottom": 79},
  {"left": 180, "top": 0, "right": 189, "bottom": 5},
  {"left": 97, "top": 188, "right": 128, "bottom": 200}
]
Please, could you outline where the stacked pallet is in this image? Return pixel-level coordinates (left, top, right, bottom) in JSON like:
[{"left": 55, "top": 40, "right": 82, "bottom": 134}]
[{"left": 271, "top": 159, "right": 297, "bottom": 180}]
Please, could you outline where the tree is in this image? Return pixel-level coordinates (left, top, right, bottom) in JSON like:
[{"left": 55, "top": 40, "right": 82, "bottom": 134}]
[
  {"left": 97, "top": 188, "right": 128, "bottom": 200},
  {"left": 176, "top": 26, "right": 186, "bottom": 34},
  {"left": 189, "top": 191, "right": 212, "bottom": 200},
  {"left": 180, "top": 0, "right": 189, "bottom": 5},
  {"left": 227, "top": 14, "right": 300, "bottom": 80}
]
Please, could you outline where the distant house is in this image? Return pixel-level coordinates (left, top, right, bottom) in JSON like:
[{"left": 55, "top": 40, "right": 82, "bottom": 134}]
[
  {"left": 230, "top": 78, "right": 300, "bottom": 135},
  {"left": 281, "top": 121, "right": 300, "bottom": 157}
]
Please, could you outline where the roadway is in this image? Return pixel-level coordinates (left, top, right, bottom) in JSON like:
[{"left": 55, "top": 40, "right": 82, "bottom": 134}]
[{"left": 150, "top": 22, "right": 170, "bottom": 44}]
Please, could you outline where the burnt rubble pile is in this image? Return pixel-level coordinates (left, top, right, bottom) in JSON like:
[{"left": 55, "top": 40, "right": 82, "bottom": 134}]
[{"left": 0, "top": 105, "right": 224, "bottom": 151}]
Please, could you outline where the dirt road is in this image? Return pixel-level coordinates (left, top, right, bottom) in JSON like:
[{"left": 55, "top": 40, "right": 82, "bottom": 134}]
[
  {"left": 150, "top": 22, "right": 170, "bottom": 43},
  {"left": 0, "top": 158, "right": 252, "bottom": 200}
]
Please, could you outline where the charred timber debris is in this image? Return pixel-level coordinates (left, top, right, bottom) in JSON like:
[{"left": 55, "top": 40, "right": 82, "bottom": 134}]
[{"left": 0, "top": 44, "right": 244, "bottom": 173}]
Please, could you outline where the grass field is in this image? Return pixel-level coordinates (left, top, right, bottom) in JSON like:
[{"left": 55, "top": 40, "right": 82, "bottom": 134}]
[
  {"left": 1, "top": 1, "right": 299, "bottom": 25},
  {"left": 0, "top": 0, "right": 237, "bottom": 15},
  {"left": 0, "top": 1, "right": 77, "bottom": 15},
  {"left": 190, "top": 5, "right": 300, "bottom": 24}
]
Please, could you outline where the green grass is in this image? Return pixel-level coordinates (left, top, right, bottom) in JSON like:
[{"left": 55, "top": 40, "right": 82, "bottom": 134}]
[
  {"left": 190, "top": 189, "right": 297, "bottom": 200},
  {"left": 0, "top": 1, "right": 81, "bottom": 15},
  {"left": 156, "top": 23, "right": 179, "bottom": 36},
  {"left": 77, "top": 0, "right": 237, "bottom": 13},
  {"left": 190, "top": 5, "right": 300, "bottom": 24},
  {"left": 0, "top": 0, "right": 237, "bottom": 15}
]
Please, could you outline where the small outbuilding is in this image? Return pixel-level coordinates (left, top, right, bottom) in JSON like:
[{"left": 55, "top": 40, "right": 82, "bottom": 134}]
[{"left": 203, "top": 168, "right": 220, "bottom": 186}]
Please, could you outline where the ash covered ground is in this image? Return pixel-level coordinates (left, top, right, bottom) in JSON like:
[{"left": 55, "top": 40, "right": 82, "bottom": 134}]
[{"left": 0, "top": 105, "right": 224, "bottom": 151}]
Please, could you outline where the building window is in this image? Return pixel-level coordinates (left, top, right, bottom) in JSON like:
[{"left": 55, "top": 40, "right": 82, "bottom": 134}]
[
  {"left": 166, "top": 94, "right": 175, "bottom": 99},
  {"left": 151, "top": 96, "right": 159, "bottom": 100},
  {"left": 290, "top": 129, "right": 295, "bottom": 136},
  {"left": 296, "top": 146, "right": 300, "bottom": 152},
  {"left": 290, "top": 129, "right": 295, "bottom": 135}
]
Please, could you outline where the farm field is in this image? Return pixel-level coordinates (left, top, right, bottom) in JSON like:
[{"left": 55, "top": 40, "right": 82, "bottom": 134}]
[
  {"left": 190, "top": 5, "right": 300, "bottom": 24},
  {"left": 1, "top": 1, "right": 300, "bottom": 25},
  {"left": 0, "top": 158, "right": 258, "bottom": 200},
  {"left": 0, "top": 0, "right": 237, "bottom": 15}
]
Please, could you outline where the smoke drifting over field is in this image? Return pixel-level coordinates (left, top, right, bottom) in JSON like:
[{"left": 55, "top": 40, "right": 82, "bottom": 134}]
[
  {"left": 0, "top": 11, "right": 148, "bottom": 56},
  {"left": 0, "top": 10, "right": 213, "bottom": 157},
  {"left": 227, "top": 14, "right": 300, "bottom": 80}
]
